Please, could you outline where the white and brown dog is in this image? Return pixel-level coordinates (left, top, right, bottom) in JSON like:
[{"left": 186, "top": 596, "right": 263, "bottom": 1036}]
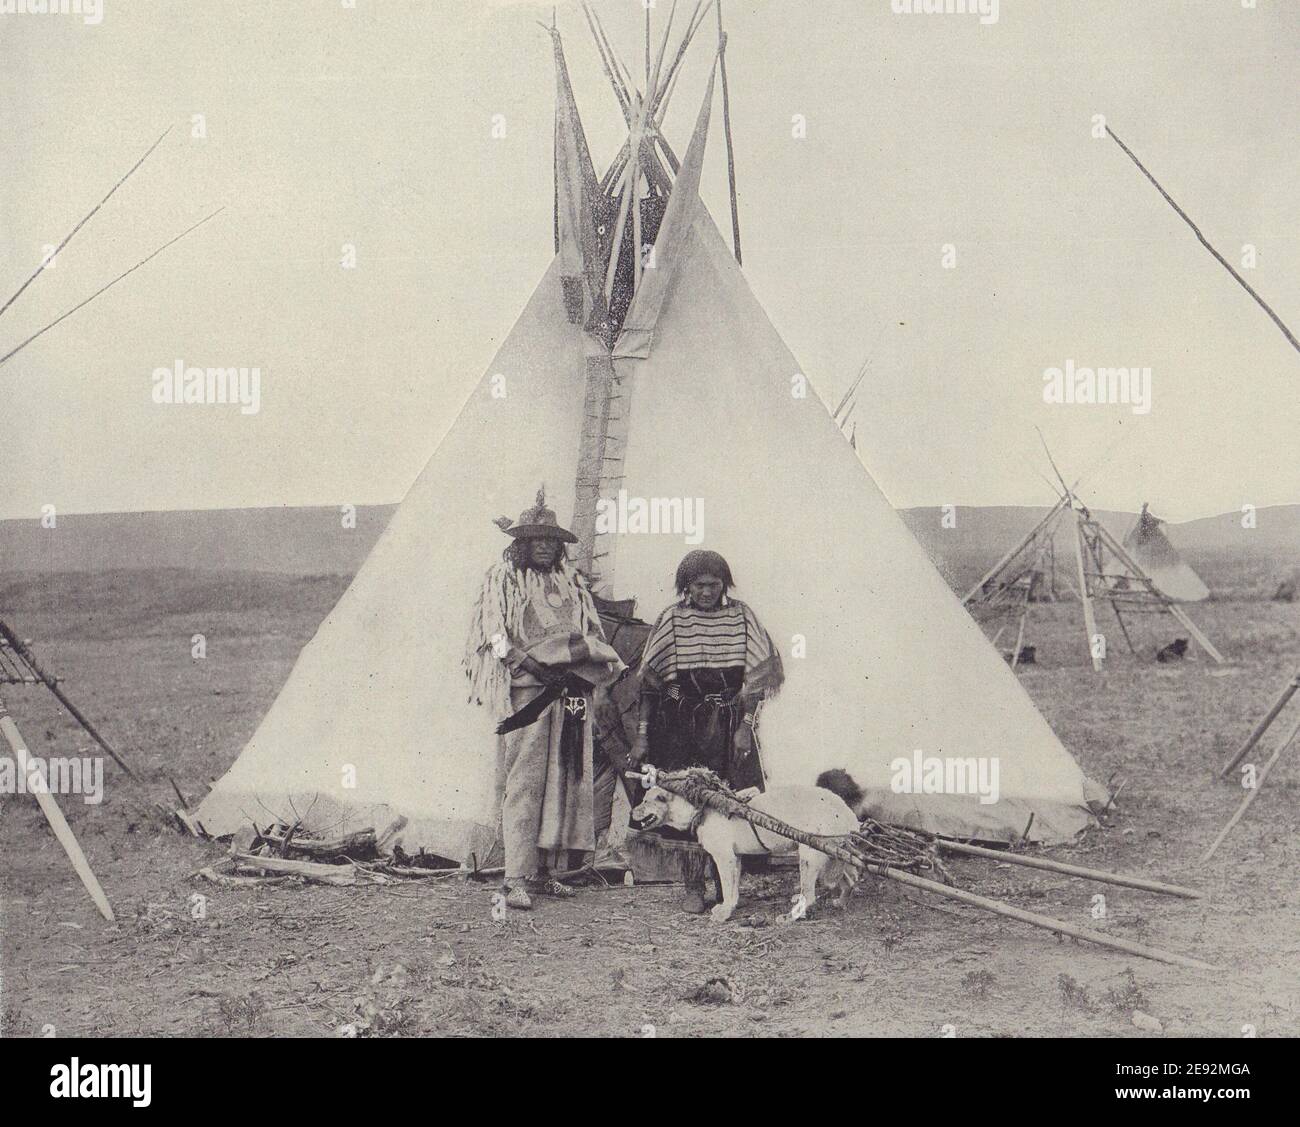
[{"left": 632, "top": 783, "right": 860, "bottom": 922}]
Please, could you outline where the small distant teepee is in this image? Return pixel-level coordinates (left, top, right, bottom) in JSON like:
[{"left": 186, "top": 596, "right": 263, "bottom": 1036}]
[{"left": 1123, "top": 503, "right": 1210, "bottom": 603}]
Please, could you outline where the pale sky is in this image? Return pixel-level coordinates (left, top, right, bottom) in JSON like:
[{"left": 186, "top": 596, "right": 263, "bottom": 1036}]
[{"left": 2, "top": 0, "right": 1297, "bottom": 523}]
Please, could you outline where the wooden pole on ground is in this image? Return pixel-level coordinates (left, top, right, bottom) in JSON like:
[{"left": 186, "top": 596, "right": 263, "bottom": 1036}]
[
  {"left": 1220, "top": 670, "right": 1300, "bottom": 777},
  {"left": 645, "top": 772, "right": 1214, "bottom": 969},
  {"left": 1201, "top": 710, "right": 1300, "bottom": 863},
  {"left": 937, "top": 840, "right": 1203, "bottom": 899},
  {"left": 0, "top": 693, "right": 114, "bottom": 921},
  {"left": 883, "top": 867, "right": 1216, "bottom": 971}
]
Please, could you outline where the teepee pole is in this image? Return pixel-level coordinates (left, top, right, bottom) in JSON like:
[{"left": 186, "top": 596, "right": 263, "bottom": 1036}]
[
  {"left": 832, "top": 355, "right": 871, "bottom": 423},
  {"left": 651, "top": 774, "right": 1214, "bottom": 968},
  {"left": 606, "top": 0, "right": 679, "bottom": 303},
  {"left": 937, "top": 840, "right": 1203, "bottom": 899},
  {"left": 884, "top": 867, "right": 1215, "bottom": 971},
  {"left": 1009, "top": 543, "right": 1049, "bottom": 669},
  {"left": 1220, "top": 670, "right": 1300, "bottom": 777},
  {"left": 651, "top": 0, "right": 679, "bottom": 100},
  {"left": 1009, "top": 596, "right": 1029, "bottom": 669},
  {"left": 1084, "top": 528, "right": 1138, "bottom": 656},
  {"left": 715, "top": 0, "right": 742, "bottom": 265},
  {"left": 0, "top": 693, "right": 114, "bottom": 921},
  {"left": 0, "top": 619, "right": 137, "bottom": 779},
  {"left": 594, "top": 1, "right": 699, "bottom": 193},
  {"left": 0, "top": 127, "right": 172, "bottom": 322},
  {"left": 961, "top": 495, "right": 1069, "bottom": 605},
  {"left": 655, "top": 0, "right": 711, "bottom": 123},
  {"left": 1073, "top": 510, "right": 1104, "bottom": 672},
  {"left": 1201, "top": 710, "right": 1300, "bottom": 862},
  {"left": 604, "top": 97, "right": 645, "bottom": 301},
  {"left": 632, "top": 165, "right": 645, "bottom": 291},
  {"left": 582, "top": 1, "right": 631, "bottom": 117},
  {"left": 0, "top": 208, "right": 224, "bottom": 370},
  {"left": 1106, "top": 125, "right": 1300, "bottom": 358},
  {"left": 1096, "top": 523, "right": 1225, "bottom": 664}
]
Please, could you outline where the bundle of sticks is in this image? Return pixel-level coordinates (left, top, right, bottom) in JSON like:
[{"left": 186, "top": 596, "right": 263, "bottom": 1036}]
[
  {"left": 654, "top": 767, "right": 949, "bottom": 879},
  {"left": 650, "top": 768, "right": 1216, "bottom": 971},
  {"left": 189, "top": 817, "right": 433, "bottom": 887}
]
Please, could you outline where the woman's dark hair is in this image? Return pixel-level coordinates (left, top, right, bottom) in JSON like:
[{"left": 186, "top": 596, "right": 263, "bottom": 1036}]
[{"left": 674, "top": 549, "right": 734, "bottom": 595}]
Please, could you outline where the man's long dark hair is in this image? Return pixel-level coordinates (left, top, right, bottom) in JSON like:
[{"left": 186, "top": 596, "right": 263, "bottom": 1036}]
[{"left": 504, "top": 537, "right": 567, "bottom": 572}]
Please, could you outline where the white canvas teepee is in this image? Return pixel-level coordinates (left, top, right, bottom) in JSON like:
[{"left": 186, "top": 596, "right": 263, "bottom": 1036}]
[
  {"left": 1123, "top": 503, "right": 1210, "bottom": 603},
  {"left": 196, "top": 27, "right": 1099, "bottom": 853}
]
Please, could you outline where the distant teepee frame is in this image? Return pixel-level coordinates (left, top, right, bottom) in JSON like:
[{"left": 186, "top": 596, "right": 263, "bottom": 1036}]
[
  {"left": 0, "top": 617, "right": 136, "bottom": 778},
  {"left": 962, "top": 442, "right": 1224, "bottom": 673}
]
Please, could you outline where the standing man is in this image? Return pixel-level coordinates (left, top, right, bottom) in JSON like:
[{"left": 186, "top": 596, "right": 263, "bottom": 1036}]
[{"left": 465, "top": 489, "right": 625, "bottom": 911}]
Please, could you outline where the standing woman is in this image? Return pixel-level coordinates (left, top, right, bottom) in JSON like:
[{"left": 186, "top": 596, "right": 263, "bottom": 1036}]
[{"left": 632, "top": 550, "right": 784, "bottom": 793}]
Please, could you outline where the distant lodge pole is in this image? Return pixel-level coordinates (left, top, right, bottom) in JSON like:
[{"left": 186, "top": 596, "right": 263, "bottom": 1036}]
[
  {"left": 1072, "top": 511, "right": 1104, "bottom": 673},
  {"left": 1106, "top": 125, "right": 1300, "bottom": 359}
]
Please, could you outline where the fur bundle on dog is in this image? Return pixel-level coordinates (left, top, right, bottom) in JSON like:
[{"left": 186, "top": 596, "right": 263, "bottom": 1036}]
[{"left": 816, "top": 768, "right": 865, "bottom": 814}]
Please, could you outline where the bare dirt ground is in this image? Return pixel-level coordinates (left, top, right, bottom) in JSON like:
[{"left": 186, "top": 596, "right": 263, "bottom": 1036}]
[{"left": 2, "top": 569, "right": 1298, "bottom": 1037}]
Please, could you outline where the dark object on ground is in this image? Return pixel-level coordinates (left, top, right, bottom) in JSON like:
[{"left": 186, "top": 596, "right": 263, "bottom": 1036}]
[
  {"left": 1156, "top": 638, "right": 1189, "bottom": 663},
  {"left": 687, "top": 977, "right": 736, "bottom": 1005}
]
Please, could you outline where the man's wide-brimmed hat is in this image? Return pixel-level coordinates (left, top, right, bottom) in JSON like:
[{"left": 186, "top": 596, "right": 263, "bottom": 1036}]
[{"left": 493, "top": 487, "right": 578, "bottom": 543}]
